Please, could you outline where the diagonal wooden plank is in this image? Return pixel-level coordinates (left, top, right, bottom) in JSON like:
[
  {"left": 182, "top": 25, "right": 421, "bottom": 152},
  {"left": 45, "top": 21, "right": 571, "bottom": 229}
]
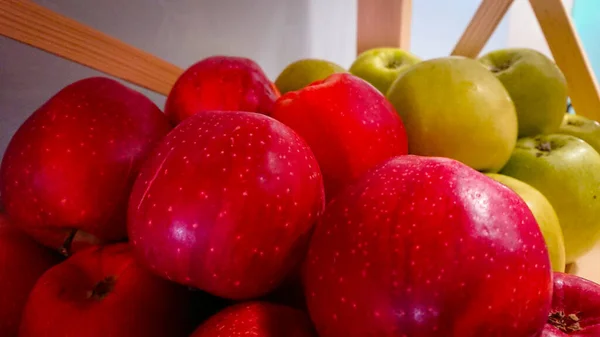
[
  {"left": 0, "top": 0, "right": 183, "bottom": 96},
  {"left": 356, "top": 0, "right": 412, "bottom": 55},
  {"left": 529, "top": 0, "right": 600, "bottom": 122},
  {"left": 452, "top": 0, "right": 515, "bottom": 58}
]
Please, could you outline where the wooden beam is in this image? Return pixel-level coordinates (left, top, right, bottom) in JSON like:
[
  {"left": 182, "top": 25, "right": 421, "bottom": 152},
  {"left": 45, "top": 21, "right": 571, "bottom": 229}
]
[
  {"left": 529, "top": 0, "right": 600, "bottom": 121},
  {"left": 356, "top": 0, "right": 412, "bottom": 55},
  {"left": 0, "top": 0, "right": 183, "bottom": 96},
  {"left": 452, "top": 0, "right": 515, "bottom": 58}
]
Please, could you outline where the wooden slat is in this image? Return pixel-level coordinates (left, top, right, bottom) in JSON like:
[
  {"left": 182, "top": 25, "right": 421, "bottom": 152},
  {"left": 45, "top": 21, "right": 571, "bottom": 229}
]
[
  {"left": 356, "top": 0, "right": 412, "bottom": 55},
  {"left": 529, "top": 0, "right": 600, "bottom": 121},
  {"left": 452, "top": 0, "right": 515, "bottom": 58},
  {"left": 570, "top": 243, "right": 600, "bottom": 283},
  {"left": 0, "top": 0, "right": 183, "bottom": 96}
]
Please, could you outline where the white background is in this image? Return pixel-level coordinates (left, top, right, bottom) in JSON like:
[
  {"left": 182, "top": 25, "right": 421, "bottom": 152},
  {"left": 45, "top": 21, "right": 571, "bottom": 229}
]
[{"left": 0, "top": 0, "right": 574, "bottom": 157}]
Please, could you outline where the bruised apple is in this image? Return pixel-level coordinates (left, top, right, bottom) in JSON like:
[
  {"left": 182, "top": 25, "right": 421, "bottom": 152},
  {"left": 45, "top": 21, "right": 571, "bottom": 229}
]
[
  {"left": 128, "top": 110, "right": 325, "bottom": 300},
  {"left": 271, "top": 73, "right": 408, "bottom": 200},
  {"left": 0, "top": 77, "right": 172, "bottom": 255},
  {"left": 190, "top": 302, "right": 317, "bottom": 337},
  {"left": 165, "top": 56, "right": 280, "bottom": 125},
  {"left": 0, "top": 214, "right": 62, "bottom": 337},
  {"left": 18, "top": 243, "right": 196, "bottom": 337},
  {"left": 303, "top": 155, "right": 553, "bottom": 337},
  {"left": 542, "top": 272, "right": 600, "bottom": 336}
]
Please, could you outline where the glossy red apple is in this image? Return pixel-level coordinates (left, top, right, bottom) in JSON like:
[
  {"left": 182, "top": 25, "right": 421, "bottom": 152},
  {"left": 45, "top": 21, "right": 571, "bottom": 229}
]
[
  {"left": 542, "top": 272, "right": 600, "bottom": 336},
  {"left": 165, "top": 56, "right": 280, "bottom": 125},
  {"left": 0, "top": 77, "right": 172, "bottom": 255},
  {"left": 190, "top": 301, "right": 317, "bottom": 337},
  {"left": 19, "top": 243, "right": 196, "bottom": 337},
  {"left": 303, "top": 155, "right": 553, "bottom": 337},
  {"left": 128, "top": 110, "right": 325, "bottom": 300},
  {"left": 271, "top": 72, "right": 408, "bottom": 200},
  {"left": 0, "top": 214, "right": 62, "bottom": 337}
]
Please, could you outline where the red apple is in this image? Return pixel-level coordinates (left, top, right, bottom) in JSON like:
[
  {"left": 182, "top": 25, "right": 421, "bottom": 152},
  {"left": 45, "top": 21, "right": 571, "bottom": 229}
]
[
  {"left": 303, "top": 155, "right": 553, "bottom": 337},
  {"left": 19, "top": 243, "right": 196, "bottom": 337},
  {"left": 271, "top": 72, "right": 408, "bottom": 200},
  {"left": 542, "top": 272, "right": 600, "bottom": 336},
  {"left": 165, "top": 56, "right": 280, "bottom": 125},
  {"left": 128, "top": 110, "right": 325, "bottom": 300},
  {"left": 0, "top": 77, "right": 172, "bottom": 255},
  {"left": 0, "top": 214, "right": 62, "bottom": 337},
  {"left": 190, "top": 301, "right": 317, "bottom": 337}
]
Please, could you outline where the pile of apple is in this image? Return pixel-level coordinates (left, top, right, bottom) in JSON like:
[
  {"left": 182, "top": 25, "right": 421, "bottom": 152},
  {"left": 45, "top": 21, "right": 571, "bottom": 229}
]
[{"left": 1, "top": 46, "right": 600, "bottom": 337}]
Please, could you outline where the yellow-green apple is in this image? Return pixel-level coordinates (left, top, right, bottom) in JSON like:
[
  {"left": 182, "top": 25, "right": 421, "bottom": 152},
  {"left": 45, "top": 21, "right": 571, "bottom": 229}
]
[
  {"left": 486, "top": 173, "right": 566, "bottom": 272},
  {"left": 479, "top": 48, "right": 567, "bottom": 137},
  {"left": 18, "top": 243, "right": 197, "bottom": 337},
  {"left": 500, "top": 134, "right": 600, "bottom": 263},
  {"left": 275, "top": 59, "right": 346, "bottom": 95},
  {"left": 558, "top": 113, "right": 600, "bottom": 152},
  {"left": 349, "top": 47, "right": 421, "bottom": 94},
  {"left": 386, "top": 56, "right": 517, "bottom": 172},
  {"left": 0, "top": 214, "right": 62, "bottom": 337},
  {"left": 0, "top": 77, "right": 172, "bottom": 255},
  {"left": 304, "top": 155, "right": 552, "bottom": 337},
  {"left": 128, "top": 110, "right": 325, "bottom": 300},
  {"left": 190, "top": 302, "right": 317, "bottom": 337},
  {"left": 542, "top": 272, "right": 600, "bottom": 336}
]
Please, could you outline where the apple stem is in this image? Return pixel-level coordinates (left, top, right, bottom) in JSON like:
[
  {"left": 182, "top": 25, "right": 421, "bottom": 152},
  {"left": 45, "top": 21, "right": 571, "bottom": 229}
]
[
  {"left": 548, "top": 311, "right": 583, "bottom": 333},
  {"left": 58, "top": 229, "right": 77, "bottom": 257},
  {"left": 87, "top": 276, "right": 117, "bottom": 301}
]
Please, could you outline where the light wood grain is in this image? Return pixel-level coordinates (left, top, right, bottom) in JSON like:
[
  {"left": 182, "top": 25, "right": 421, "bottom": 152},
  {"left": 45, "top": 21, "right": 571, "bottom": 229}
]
[
  {"left": 356, "top": 0, "right": 412, "bottom": 55},
  {"left": 0, "top": 0, "right": 183, "bottom": 96},
  {"left": 529, "top": 0, "right": 600, "bottom": 122},
  {"left": 570, "top": 243, "right": 600, "bottom": 284},
  {"left": 451, "top": 0, "right": 515, "bottom": 58}
]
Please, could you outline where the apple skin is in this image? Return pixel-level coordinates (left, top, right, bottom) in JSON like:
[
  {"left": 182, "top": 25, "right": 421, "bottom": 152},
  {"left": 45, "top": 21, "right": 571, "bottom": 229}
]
[
  {"left": 0, "top": 77, "right": 172, "bottom": 255},
  {"left": 499, "top": 134, "right": 600, "bottom": 263},
  {"left": 558, "top": 113, "right": 600, "bottom": 152},
  {"left": 303, "top": 155, "right": 552, "bottom": 337},
  {"left": 127, "top": 110, "right": 325, "bottom": 300},
  {"left": 485, "top": 173, "right": 566, "bottom": 272},
  {"left": 0, "top": 214, "right": 62, "bottom": 337},
  {"left": 275, "top": 58, "right": 346, "bottom": 95},
  {"left": 18, "top": 243, "right": 197, "bottom": 337},
  {"left": 479, "top": 48, "right": 568, "bottom": 137},
  {"left": 271, "top": 72, "right": 408, "bottom": 200},
  {"left": 190, "top": 302, "right": 317, "bottom": 337},
  {"left": 165, "top": 55, "right": 280, "bottom": 125},
  {"left": 349, "top": 47, "right": 421, "bottom": 94},
  {"left": 541, "top": 272, "right": 600, "bottom": 336},
  {"left": 386, "top": 56, "right": 517, "bottom": 173}
]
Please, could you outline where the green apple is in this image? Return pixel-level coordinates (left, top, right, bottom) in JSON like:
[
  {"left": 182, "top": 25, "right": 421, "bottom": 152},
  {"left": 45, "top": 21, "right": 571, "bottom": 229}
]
[
  {"left": 386, "top": 56, "right": 517, "bottom": 172},
  {"left": 486, "top": 173, "right": 566, "bottom": 272},
  {"left": 479, "top": 48, "right": 568, "bottom": 137},
  {"left": 275, "top": 59, "right": 346, "bottom": 95},
  {"left": 558, "top": 113, "right": 600, "bottom": 152},
  {"left": 349, "top": 47, "right": 421, "bottom": 94},
  {"left": 500, "top": 134, "right": 600, "bottom": 263}
]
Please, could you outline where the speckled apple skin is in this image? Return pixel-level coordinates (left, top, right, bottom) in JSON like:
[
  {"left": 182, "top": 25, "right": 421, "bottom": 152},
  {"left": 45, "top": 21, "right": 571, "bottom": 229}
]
[
  {"left": 127, "top": 110, "right": 325, "bottom": 300},
  {"left": 542, "top": 272, "right": 600, "bottom": 337},
  {"left": 190, "top": 302, "right": 317, "bottom": 337},
  {"left": 165, "top": 56, "right": 280, "bottom": 125},
  {"left": 0, "top": 77, "right": 172, "bottom": 252},
  {"left": 303, "top": 155, "right": 553, "bottom": 337},
  {"left": 271, "top": 73, "right": 408, "bottom": 200}
]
